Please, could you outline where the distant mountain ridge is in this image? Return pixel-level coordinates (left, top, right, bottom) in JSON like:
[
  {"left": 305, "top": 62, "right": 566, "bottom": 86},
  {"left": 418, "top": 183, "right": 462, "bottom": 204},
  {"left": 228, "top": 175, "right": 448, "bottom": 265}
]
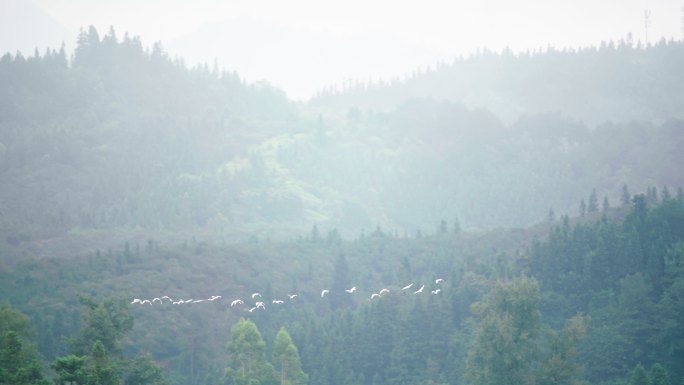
[{"left": 311, "top": 40, "right": 684, "bottom": 126}]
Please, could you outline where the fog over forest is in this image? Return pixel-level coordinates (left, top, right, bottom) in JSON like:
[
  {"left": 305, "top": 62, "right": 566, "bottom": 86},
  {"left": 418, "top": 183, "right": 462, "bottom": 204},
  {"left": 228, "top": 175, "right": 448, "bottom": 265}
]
[{"left": 1, "top": 2, "right": 684, "bottom": 385}]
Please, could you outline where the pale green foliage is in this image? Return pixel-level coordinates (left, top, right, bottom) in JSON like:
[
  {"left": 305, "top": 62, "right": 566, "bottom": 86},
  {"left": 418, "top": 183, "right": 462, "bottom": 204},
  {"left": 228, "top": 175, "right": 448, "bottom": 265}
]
[
  {"left": 272, "top": 327, "right": 307, "bottom": 385},
  {"left": 225, "top": 318, "right": 277, "bottom": 385},
  {"left": 465, "top": 276, "right": 541, "bottom": 385},
  {"left": 538, "top": 314, "right": 589, "bottom": 385}
]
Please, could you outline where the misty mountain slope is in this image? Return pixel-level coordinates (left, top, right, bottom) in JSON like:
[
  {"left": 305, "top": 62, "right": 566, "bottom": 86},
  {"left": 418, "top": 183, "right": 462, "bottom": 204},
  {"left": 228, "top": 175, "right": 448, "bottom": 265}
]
[
  {"left": 1, "top": 29, "right": 683, "bottom": 251},
  {"left": 310, "top": 40, "right": 684, "bottom": 125}
]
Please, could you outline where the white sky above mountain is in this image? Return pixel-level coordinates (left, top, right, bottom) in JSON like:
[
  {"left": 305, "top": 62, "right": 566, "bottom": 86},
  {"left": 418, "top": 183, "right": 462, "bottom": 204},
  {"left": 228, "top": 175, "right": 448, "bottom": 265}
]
[{"left": 3, "top": 0, "right": 683, "bottom": 100}]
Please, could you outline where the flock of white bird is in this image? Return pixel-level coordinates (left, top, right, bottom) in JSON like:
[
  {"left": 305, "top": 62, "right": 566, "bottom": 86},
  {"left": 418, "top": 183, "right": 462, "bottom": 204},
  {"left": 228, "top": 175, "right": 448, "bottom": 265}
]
[{"left": 130, "top": 278, "right": 445, "bottom": 313}]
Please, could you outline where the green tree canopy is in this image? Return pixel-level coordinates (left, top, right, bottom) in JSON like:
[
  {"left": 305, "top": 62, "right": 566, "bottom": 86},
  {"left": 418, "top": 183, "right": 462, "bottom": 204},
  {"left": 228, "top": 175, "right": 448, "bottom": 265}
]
[
  {"left": 125, "top": 354, "right": 169, "bottom": 385},
  {"left": 465, "top": 276, "right": 541, "bottom": 385},
  {"left": 272, "top": 327, "right": 307, "bottom": 385},
  {"left": 225, "top": 318, "right": 277, "bottom": 385},
  {"left": 85, "top": 340, "right": 118, "bottom": 385},
  {"left": 70, "top": 296, "right": 133, "bottom": 356}
]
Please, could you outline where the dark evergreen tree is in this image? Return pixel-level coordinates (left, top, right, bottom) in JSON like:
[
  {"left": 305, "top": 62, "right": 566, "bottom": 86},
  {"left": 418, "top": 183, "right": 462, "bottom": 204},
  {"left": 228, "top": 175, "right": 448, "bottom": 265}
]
[{"left": 588, "top": 188, "right": 599, "bottom": 213}]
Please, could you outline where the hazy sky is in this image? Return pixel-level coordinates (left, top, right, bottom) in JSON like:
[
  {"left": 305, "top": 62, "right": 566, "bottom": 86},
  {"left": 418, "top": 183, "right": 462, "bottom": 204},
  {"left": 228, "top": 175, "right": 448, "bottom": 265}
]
[{"left": 4, "top": 0, "right": 684, "bottom": 99}]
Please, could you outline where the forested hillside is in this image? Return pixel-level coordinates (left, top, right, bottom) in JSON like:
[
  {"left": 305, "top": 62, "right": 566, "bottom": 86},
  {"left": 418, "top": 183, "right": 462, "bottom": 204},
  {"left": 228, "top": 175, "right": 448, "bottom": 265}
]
[
  {"left": 2, "top": 26, "right": 684, "bottom": 385},
  {"left": 1, "top": 190, "right": 683, "bottom": 385},
  {"left": 1, "top": 29, "right": 683, "bottom": 251}
]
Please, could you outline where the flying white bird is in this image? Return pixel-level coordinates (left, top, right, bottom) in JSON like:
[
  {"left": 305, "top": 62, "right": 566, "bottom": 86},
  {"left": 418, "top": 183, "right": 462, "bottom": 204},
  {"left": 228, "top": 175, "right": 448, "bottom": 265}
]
[
  {"left": 131, "top": 299, "right": 142, "bottom": 304},
  {"left": 255, "top": 302, "right": 266, "bottom": 309},
  {"left": 252, "top": 293, "right": 261, "bottom": 299},
  {"left": 152, "top": 298, "right": 162, "bottom": 304},
  {"left": 379, "top": 288, "right": 390, "bottom": 295},
  {"left": 208, "top": 295, "right": 221, "bottom": 301},
  {"left": 402, "top": 283, "right": 414, "bottom": 291},
  {"left": 230, "top": 299, "right": 244, "bottom": 307},
  {"left": 272, "top": 300, "right": 284, "bottom": 304},
  {"left": 431, "top": 289, "right": 441, "bottom": 294},
  {"left": 435, "top": 278, "right": 444, "bottom": 284},
  {"left": 345, "top": 286, "right": 357, "bottom": 293},
  {"left": 321, "top": 289, "right": 329, "bottom": 297},
  {"left": 162, "top": 295, "right": 172, "bottom": 302},
  {"left": 288, "top": 294, "right": 298, "bottom": 299},
  {"left": 141, "top": 300, "right": 152, "bottom": 305},
  {"left": 193, "top": 299, "right": 205, "bottom": 303},
  {"left": 172, "top": 301, "right": 181, "bottom": 305},
  {"left": 414, "top": 285, "right": 425, "bottom": 294},
  {"left": 370, "top": 293, "right": 380, "bottom": 299},
  {"left": 248, "top": 307, "right": 257, "bottom": 312}
]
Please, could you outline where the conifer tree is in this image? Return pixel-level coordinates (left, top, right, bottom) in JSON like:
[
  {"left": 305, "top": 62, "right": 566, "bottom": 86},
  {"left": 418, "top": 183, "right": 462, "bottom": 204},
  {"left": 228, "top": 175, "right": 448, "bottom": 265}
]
[
  {"left": 51, "top": 355, "right": 87, "bottom": 385},
  {"left": 588, "top": 188, "right": 599, "bottom": 213},
  {"left": 603, "top": 196, "right": 610, "bottom": 212},
  {"left": 272, "top": 327, "right": 307, "bottom": 385},
  {"left": 85, "top": 340, "right": 118, "bottom": 385}
]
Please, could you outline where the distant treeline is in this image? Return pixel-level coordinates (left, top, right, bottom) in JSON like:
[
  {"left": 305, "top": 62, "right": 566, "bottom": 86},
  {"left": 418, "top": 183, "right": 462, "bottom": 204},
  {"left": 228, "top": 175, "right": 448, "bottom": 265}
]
[{"left": 312, "top": 38, "right": 684, "bottom": 125}]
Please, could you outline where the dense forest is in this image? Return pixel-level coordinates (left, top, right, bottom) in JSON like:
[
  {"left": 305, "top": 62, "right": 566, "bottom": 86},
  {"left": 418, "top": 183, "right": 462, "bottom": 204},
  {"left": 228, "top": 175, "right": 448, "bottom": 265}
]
[
  {"left": 1, "top": 26, "right": 684, "bottom": 385},
  {"left": 1, "top": 27, "right": 683, "bottom": 251}
]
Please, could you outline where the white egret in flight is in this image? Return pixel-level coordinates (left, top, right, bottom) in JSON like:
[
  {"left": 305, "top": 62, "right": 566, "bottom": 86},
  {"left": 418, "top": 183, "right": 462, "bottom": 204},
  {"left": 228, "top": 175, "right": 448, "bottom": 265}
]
[
  {"left": 321, "top": 289, "right": 329, "bottom": 297},
  {"left": 370, "top": 293, "right": 380, "bottom": 299},
  {"left": 230, "top": 299, "right": 244, "bottom": 307},
  {"left": 152, "top": 298, "right": 162, "bottom": 304},
  {"left": 345, "top": 286, "right": 357, "bottom": 293},
  {"left": 141, "top": 300, "right": 152, "bottom": 305},
  {"left": 288, "top": 294, "right": 298, "bottom": 299},
  {"left": 255, "top": 302, "right": 266, "bottom": 309},
  {"left": 379, "top": 288, "right": 390, "bottom": 295},
  {"left": 252, "top": 293, "right": 261, "bottom": 299},
  {"left": 272, "top": 300, "right": 284, "bottom": 304},
  {"left": 431, "top": 289, "right": 441, "bottom": 294},
  {"left": 435, "top": 278, "right": 444, "bottom": 284},
  {"left": 402, "top": 283, "right": 413, "bottom": 291},
  {"left": 414, "top": 285, "right": 425, "bottom": 294},
  {"left": 131, "top": 299, "right": 142, "bottom": 304}
]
